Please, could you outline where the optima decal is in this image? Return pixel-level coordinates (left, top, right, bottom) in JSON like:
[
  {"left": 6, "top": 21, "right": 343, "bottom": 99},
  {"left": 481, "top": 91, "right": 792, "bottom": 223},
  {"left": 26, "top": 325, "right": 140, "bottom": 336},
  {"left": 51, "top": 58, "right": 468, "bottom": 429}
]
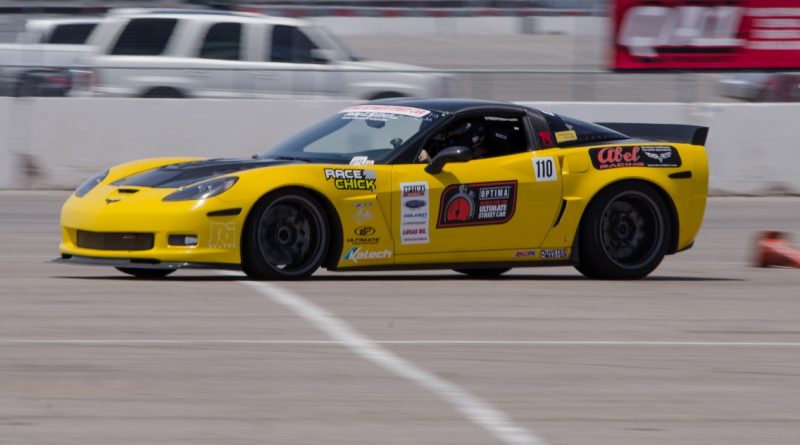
[
  {"left": 324, "top": 169, "right": 377, "bottom": 191},
  {"left": 437, "top": 181, "right": 517, "bottom": 228},
  {"left": 590, "top": 145, "right": 681, "bottom": 170},
  {"left": 400, "top": 181, "right": 429, "bottom": 244}
]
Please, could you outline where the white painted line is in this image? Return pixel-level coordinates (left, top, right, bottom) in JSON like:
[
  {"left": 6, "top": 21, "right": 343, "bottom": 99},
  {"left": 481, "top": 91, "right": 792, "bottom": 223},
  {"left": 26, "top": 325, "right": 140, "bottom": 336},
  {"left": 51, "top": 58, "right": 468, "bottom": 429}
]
[
  {"left": 3, "top": 340, "right": 800, "bottom": 347},
  {"left": 235, "top": 278, "right": 548, "bottom": 445}
]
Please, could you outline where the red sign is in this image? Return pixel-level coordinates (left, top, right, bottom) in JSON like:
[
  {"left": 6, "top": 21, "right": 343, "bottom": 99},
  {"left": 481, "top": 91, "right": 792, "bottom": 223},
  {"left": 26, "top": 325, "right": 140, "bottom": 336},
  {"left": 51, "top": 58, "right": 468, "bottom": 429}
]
[{"left": 612, "top": 0, "right": 800, "bottom": 70}]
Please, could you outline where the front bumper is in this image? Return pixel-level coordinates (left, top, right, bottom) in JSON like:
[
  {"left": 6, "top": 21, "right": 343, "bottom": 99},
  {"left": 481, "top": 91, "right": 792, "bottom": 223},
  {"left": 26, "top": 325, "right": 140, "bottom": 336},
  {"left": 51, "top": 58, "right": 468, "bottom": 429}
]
[
  {"left": 59, "top": 186, "right": 249, "bottom": 265},
  {"left": 51, "top": 254, "right": 241, "bottom": 270}
]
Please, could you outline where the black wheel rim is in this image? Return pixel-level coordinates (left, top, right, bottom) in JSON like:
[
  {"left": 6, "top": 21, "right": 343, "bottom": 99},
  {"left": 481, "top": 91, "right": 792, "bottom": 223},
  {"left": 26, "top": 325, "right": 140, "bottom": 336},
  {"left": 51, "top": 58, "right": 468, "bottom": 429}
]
[
  {"left": 599, "top": 192, "right": 663, "bottom": 269},
  {"left": 256, "top": 196, "right": 326, "bottom": 276}
]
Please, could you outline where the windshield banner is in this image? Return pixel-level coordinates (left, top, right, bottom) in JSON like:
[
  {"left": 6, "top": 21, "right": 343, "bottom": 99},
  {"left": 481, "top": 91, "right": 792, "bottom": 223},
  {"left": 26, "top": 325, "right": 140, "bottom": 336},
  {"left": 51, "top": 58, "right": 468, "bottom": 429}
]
[{"left": 613, "top": 0, "right": 800, "bottom": 70}]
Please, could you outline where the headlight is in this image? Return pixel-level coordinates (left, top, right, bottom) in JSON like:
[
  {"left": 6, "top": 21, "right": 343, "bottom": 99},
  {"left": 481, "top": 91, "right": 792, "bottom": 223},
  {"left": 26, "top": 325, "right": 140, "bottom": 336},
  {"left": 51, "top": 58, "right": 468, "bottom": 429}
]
[
  {"left": 163, "top": 176, "right": 238, "bottom": 202},
  {"left": 74, "top": 170, "right": 109, "bottom": 197}
]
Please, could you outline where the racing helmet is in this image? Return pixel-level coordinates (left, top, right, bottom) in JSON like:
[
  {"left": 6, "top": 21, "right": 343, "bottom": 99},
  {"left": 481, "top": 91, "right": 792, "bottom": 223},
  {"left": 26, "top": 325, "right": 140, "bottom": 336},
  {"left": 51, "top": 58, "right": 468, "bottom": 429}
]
[{"left": 447, "top": 119, "right": 485, "bottom": 149}]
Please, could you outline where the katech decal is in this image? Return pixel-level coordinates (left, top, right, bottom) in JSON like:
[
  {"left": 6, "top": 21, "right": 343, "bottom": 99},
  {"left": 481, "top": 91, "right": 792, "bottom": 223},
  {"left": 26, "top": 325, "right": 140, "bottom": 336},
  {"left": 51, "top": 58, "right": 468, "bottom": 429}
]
[
  {"left": 343, "top": 247, "right": 392, "bottom": 263},
  {"left": 400, "top": 181, "right": 429, "bottom": 244},
  {"left": 437, "top": 181, "right": 517, "bottom": 228},
  {"left": 325, "top": 169, "right": 377, "bottom": 191},
  {"left": 590, "top": 145, "right": 681, "bottom": 170}
]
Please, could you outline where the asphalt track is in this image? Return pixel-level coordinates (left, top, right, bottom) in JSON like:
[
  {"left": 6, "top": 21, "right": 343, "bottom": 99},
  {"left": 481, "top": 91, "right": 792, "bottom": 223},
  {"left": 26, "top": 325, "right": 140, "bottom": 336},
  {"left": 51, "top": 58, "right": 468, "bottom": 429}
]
[{"left": 2, "top": 192, "right": 800, "bottom": 445}]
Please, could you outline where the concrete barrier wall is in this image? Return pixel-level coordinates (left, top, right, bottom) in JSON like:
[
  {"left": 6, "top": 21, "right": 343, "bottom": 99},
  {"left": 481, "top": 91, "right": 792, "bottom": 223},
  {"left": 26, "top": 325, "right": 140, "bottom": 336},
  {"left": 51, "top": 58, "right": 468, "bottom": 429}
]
[{"left": 1, "top": 98, "right": 797, "bottom": 195}]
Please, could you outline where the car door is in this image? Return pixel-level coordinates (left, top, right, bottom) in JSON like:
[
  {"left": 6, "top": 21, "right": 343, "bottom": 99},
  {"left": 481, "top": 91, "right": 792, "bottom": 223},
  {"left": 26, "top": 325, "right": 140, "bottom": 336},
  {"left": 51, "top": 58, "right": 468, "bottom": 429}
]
[{"left": 390, "top": 114, "right": 564, "bottom": 263}]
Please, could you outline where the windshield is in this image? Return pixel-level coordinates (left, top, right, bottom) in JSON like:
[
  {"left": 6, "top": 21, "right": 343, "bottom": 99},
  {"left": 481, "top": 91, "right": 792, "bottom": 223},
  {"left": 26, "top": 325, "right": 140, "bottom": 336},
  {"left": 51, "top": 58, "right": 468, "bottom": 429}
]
[{"left": 261, "top": 105, "right": 444, "bottom": 164}]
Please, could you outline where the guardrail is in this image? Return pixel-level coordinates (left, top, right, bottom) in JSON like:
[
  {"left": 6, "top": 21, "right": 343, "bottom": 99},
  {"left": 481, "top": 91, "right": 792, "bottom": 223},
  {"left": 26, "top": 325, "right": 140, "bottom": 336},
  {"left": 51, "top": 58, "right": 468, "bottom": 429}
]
[{"left": 0, "top": 65, "right": 725, "bottom": 102}]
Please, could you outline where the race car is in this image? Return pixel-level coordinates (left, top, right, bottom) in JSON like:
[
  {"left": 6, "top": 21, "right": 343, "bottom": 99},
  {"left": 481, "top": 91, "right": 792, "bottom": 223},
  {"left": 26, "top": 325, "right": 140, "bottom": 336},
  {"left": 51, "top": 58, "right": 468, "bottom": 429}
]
[{"left": 54, "top": 98, "right": 709, "bottom": 280}]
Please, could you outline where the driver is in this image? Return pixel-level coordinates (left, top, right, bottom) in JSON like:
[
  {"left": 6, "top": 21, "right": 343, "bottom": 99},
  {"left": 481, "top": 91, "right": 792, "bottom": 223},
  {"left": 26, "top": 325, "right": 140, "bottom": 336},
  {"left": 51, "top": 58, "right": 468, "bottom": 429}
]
[{"left": 417, "top": 118, "right": 487, "bottom": 163}]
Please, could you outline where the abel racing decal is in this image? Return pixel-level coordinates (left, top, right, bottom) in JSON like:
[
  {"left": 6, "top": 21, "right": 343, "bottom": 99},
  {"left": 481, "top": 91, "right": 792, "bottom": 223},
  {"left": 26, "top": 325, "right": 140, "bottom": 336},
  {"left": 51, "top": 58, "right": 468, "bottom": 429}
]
[
  {"left": 342, "top": 247, "right": 392, "bottom": 264},
  {"left": 437, "top": 181, "right": 517, "bottom": 228},
  {"left": 533, "top": 156, "right": 558, "bottom": 182},
  {"left": 324, "top": 169, "right": 377, "bottom": 191},
  {"left": 340, "top": 105, "right": 431, "bottom": 119},
  {"left": 400, "top": 181, "right": 429, "bottom": 244},
  {"left": 590, "top": 145, "right": 682, "bottom": 170}
]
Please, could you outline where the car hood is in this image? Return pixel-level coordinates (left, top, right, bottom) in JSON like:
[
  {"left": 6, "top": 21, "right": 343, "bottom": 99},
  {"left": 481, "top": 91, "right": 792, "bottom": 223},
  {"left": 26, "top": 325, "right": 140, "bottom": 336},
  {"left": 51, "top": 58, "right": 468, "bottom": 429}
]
[{"left": 113, "top": 158, "right": 291, "bottom": 188}]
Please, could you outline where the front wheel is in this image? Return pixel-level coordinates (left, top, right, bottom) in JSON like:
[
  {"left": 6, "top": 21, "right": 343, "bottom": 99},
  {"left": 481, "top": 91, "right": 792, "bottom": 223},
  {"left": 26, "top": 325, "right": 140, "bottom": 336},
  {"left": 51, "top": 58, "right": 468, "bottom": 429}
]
[
  {"left": 115, "top": 267, "right": 175, "bottom": 278},
  {"left": 242, "top": 190, "right": 329, "bottom": 280},
  {"left": 575, "top": 183, "right": 670, "bottom": 280}
]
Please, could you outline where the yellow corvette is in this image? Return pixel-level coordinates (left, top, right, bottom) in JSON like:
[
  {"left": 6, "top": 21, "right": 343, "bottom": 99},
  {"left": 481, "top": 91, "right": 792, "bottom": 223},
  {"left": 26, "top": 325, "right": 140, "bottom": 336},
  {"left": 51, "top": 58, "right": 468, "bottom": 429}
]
[{"left": 54, "top": 99, "right": 708, "bottom": 280}]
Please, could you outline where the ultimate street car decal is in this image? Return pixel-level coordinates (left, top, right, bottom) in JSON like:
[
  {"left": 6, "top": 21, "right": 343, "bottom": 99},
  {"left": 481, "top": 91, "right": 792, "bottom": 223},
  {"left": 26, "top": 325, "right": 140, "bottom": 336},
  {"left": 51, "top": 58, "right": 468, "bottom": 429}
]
[
  {"left": 590, "top": 145, "right": 682, "bottom": 170},
  {"left": 436, "top": 181, "right": 517, "bottom": 228}
]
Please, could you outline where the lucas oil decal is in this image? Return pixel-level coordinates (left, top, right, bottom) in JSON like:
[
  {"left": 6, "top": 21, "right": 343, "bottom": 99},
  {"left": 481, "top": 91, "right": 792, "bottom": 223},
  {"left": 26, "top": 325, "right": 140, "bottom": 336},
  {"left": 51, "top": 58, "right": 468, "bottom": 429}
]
[
  {"left": 437, "top": 181, "right": 517, "bottom": 228},
  {"left": 400, "top": 181, "right": 429, "bottom": 244},
  {"left": 324, "top": 169, "right": 377, "bottom": 191},
  {"left": 590, "top": 145, "right": 681, "bottom": 170}
]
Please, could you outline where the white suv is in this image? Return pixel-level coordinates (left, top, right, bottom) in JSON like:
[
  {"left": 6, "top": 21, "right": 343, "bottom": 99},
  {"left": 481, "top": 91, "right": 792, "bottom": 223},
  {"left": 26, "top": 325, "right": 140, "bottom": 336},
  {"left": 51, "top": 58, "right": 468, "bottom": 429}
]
[{"left": 76, "top": 9, "right": 449, "bottom": 99}]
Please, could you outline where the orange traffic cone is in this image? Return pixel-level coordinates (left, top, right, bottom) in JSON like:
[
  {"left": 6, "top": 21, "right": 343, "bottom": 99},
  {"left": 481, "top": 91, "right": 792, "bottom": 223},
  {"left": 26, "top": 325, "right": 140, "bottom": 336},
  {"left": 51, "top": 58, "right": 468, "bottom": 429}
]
[{"left": 754, "top": 231, "right": 800, "bottom": 268}]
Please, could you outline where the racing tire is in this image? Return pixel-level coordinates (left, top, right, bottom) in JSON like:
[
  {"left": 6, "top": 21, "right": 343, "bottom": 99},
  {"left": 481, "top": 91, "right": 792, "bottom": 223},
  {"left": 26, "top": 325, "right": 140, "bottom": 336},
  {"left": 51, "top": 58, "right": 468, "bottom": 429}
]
[
  {"left": 242, "top": 190, "right": 329, "bottom": 280},
  {"left": 115, "top": 267, "right": 175, "bottom": 278},
  {"left": 575, "top": 183, "right": 670, "bottom": 280},
  {"left": 453, "top": 268, "right": 511, "bottom": 278}
]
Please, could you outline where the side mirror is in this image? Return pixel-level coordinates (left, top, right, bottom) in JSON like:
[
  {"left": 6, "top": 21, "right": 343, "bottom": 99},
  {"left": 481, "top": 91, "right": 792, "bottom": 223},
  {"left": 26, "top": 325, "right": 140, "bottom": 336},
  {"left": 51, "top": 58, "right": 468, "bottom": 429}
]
[{"left": 425, "top": 146, "right": 471, "bottom": 174}]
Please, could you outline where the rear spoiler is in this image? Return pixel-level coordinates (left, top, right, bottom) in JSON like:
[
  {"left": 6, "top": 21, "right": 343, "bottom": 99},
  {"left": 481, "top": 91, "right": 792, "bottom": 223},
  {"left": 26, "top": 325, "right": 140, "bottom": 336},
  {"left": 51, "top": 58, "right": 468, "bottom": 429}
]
[{"left": 597, "top": 123, "right": 709, "bottom": 146}]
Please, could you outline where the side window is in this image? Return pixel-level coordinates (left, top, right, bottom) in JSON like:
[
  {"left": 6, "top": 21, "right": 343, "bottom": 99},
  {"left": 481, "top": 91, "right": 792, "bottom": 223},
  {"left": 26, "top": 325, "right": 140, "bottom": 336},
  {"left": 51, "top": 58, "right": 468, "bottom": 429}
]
[
  {"left": 110, "top": 18, "right": 177, "bottom": 56},
  {"left": 48, "top": 23, "right": 97, "bottom": 44},
  {"left": 419, "top": 115, "right": 529, "bottom": 163},
  {"left": 198, "top": 22, "right": 242, "bottom": 60},
  {"left": 269, "top": 25, "right": 317, "bottom": 63}
]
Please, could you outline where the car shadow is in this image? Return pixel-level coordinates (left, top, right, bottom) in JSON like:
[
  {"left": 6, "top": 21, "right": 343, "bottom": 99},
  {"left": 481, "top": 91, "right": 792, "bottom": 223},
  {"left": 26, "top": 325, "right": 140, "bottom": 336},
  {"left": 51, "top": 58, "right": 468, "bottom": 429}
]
[{"left": 52, "top": 274, "right": 744, "bottom": 282}]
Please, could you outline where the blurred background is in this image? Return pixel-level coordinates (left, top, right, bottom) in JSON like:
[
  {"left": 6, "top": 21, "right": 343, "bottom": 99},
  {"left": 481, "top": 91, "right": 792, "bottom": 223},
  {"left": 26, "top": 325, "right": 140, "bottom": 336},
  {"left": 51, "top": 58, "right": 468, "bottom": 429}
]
[
  {"left": 1, "top": 0, "right": 799, "bottom": 193},
  {"left": 2, "top": 0, "right": 794, "bottom": 102}
]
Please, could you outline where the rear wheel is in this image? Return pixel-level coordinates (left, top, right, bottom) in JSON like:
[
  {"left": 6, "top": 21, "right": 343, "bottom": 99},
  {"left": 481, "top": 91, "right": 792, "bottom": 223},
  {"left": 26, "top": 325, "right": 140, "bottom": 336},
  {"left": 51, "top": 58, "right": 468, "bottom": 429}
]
[
  {"left": 575, "top": 183, "right": 669, "bottom": 280},
  {"left": 115, "top": 267, "right": 175, "bottom": 278},
  {"left": 242, "top": 190, "right": 329, "bottom": 280},
  {"left": 453, "top": 267, "right": 511, "bottom": 278}
]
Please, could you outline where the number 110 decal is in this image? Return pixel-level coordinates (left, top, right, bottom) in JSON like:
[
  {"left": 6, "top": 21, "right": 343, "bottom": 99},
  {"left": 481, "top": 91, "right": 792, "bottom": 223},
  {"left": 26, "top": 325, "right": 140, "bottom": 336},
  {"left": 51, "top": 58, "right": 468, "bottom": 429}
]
[{"left": 533, "top": 156, "right": 557, "bottom": 182}]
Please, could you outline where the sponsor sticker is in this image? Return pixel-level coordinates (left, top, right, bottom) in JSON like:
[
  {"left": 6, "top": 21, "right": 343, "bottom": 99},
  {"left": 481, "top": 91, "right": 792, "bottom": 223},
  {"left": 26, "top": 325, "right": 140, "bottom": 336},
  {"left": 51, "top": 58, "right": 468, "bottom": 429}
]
[
  {"left": 339, "top": 105, "right": 430, "bottom": 119},
  {"left": 555, "top": 130, "right": 578, "bottom": 144},
  {"left": 514, "top": 250, "right": 537, "bottom": 258},
  {"left": 538, "top": 130, "right": 554, "bottom": 147},
  {"left": 343, "top": 247, "right": 392, "bottom": 264},
  {"left": 400, "top": 181, "right": 430, "bottom": 244},
  {"left": 590, "top": 145, "right": 681, "bottom": 170},
  {"left": 352, "top": 202, "right": 375, "bottom": 224},
  {"left": 533, "top": 156, "right": 557, "bottom": 182},
  {"left": 540, "top": 249, "right": 568, "bottom": 260},
  {"left": 349, "top": 156, "right": 374, "bottom": 166},
  {"left": 353, "top": 225, "right": 376, "bottom": 236},
  {"left": 324, "top": 169, "right": 377, "bottom": 191},
  {"left": 437, "top": 181, "right": 517, "bottom": 228},
  {"left": 208, "top": 222, "right": 236, "bottom": 249},
  {"left": 346, "top": 236, "right": 380, "bottom": 245}
]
